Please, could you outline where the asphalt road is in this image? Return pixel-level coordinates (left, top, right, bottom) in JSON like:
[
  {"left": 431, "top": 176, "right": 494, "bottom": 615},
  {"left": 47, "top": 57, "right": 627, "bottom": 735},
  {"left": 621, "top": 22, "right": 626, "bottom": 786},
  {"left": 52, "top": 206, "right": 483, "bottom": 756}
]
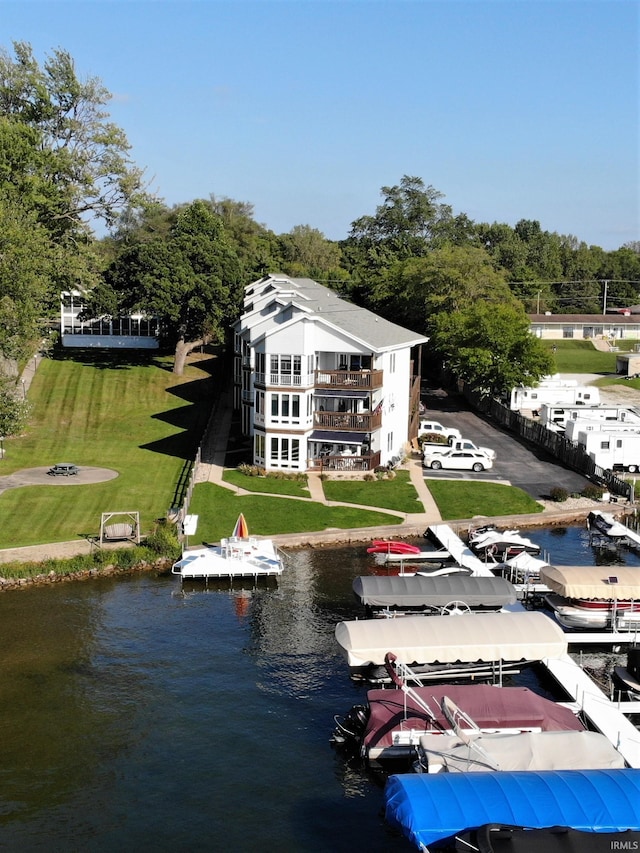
[{"left": 420, "top": 385, "right": 592, "bottom": 501}]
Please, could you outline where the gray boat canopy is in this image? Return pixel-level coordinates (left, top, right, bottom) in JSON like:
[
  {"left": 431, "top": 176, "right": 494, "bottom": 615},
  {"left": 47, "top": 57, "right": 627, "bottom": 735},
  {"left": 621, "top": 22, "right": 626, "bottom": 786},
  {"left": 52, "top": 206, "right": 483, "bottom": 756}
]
[
  {"left": 352, "top": 575, "right": 516, "bottom": 610},
  {"left": 335, "top": 611, "right": 567, "bottom": 668}
]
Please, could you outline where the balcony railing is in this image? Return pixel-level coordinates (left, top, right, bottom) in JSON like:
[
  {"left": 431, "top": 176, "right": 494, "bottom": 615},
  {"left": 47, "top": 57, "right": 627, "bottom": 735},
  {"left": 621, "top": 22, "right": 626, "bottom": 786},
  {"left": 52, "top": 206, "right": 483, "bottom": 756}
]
[
  {"left": 313, "top": 411, "right": 382, "bottom": 431},
  {"left": 253, "top": 372, "right": 315, "bottom": 387},
  {"left": 307, "top": 451, "right": 381, "bottom": 472},
  {"left": 314, "top": 369, "right": 383, "bottom": 390}
]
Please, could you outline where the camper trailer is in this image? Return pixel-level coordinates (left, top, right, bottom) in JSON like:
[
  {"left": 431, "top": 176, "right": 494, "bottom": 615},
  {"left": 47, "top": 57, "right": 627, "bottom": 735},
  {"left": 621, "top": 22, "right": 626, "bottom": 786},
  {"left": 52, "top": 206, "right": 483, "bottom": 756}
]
[
  {"left": 582, "top": 430, "right": 640, "bottom": 472},
  {"left": 540, "top": 404, "right": 640, "bottom": 431},
  {"left": 510, "top": 376, "right": 600, "bottom": 413}
]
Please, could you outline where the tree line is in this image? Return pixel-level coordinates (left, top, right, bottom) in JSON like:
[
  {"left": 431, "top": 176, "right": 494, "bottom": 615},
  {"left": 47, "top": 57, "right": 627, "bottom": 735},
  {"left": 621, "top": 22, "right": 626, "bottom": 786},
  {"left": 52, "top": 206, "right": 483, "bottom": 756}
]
[{"left": 1, "top": 42, "right": 638, "bottom": 433}]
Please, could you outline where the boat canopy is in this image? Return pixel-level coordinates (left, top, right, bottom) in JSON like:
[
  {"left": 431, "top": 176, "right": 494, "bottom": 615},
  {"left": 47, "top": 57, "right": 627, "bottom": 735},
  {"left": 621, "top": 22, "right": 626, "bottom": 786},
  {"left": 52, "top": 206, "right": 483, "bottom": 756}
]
[
  {"left": 352, "top": 575, "right": 516, "bottom": 609},
  {"left": 541, "top": 565, "right": 640, "bottom": 600},
  {"left": 334, "top": 611, "right": 567, "bottom": 668},
  {"left": 363, "top": 684, "right": 584, "bottom": 756},
  {"left": 417, "top": 729, "right": 625, "bottom": 773},
  {"left": 384, "top": 769, "right": 640, "bottom": 850}
]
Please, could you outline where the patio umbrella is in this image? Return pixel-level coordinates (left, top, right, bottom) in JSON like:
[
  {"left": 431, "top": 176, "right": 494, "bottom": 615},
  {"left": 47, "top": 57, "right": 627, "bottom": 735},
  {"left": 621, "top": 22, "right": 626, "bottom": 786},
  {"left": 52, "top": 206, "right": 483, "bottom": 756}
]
[{"left": 232, "top": 513, "right": 249, "bottom": 539}]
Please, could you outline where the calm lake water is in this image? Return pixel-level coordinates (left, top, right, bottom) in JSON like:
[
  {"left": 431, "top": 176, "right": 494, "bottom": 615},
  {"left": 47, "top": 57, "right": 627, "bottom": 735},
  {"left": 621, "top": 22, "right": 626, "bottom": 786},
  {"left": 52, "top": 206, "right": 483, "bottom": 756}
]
[{"left": 1, "top": 524, "right": 638, "bottom": 852}]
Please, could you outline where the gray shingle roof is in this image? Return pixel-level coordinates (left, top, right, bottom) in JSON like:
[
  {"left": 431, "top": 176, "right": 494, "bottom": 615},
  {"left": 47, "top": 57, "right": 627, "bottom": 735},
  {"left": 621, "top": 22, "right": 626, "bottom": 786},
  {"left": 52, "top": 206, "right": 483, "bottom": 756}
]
[{"left": 266, "top": 276, "right": 428, "bottom": 350}]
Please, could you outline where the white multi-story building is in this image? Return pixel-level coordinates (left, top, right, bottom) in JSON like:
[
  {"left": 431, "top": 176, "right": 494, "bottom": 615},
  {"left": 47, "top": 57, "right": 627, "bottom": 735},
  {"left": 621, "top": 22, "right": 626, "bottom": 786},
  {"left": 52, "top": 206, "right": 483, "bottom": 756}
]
[{"left": 233, "top": 274, "right": 428, "bottom": 472}]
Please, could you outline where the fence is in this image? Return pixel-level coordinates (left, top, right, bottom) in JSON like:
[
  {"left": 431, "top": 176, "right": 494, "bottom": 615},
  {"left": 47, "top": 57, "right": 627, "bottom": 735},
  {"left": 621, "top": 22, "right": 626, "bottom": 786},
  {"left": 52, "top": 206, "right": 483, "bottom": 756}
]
[{"left": 463, "top": 388, "right": 633, "bottom": 501}]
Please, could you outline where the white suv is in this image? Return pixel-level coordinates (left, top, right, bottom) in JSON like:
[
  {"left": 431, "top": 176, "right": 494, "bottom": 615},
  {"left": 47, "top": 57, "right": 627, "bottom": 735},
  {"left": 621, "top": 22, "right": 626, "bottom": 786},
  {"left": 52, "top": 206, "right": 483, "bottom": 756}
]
[{"left": 418, "top": 420, "right": 462, "bottom": 442}]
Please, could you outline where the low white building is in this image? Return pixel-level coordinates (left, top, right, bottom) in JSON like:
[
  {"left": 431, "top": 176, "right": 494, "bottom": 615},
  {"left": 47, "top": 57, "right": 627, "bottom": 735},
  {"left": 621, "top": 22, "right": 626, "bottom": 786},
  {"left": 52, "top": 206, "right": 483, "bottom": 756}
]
[
  {"left": 233, "top": 274, "right": 428, "bottom": 472},
  {"left": 60, "top": 290, "right": 159, "bottom": 349}
]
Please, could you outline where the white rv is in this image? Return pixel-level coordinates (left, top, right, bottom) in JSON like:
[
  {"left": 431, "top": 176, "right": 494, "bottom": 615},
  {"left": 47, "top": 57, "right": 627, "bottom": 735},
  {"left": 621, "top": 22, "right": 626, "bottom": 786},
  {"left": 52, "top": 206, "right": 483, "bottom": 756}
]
[
  {"left": 540, "top": 404, "right": 640, "bottom": 430},
  {"left": 510, "top": 376, "right": 599, "bottom": 412},
  {"left": 581, "top": 430, "right": 640, "bottom": 472}
]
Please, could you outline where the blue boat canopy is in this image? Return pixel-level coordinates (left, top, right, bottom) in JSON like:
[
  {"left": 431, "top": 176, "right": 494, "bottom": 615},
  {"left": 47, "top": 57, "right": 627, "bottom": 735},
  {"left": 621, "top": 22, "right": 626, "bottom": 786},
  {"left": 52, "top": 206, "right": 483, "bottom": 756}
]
[{"left": 384, "top": 769, "right": 640, "bottom": 850}]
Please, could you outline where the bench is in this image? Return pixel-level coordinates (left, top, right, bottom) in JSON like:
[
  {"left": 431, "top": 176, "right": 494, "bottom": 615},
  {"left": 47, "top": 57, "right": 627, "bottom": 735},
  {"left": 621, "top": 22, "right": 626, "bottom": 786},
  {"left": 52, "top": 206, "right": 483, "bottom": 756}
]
[{"left": 104, "top": 523, "right": 136, "bottom": 540}]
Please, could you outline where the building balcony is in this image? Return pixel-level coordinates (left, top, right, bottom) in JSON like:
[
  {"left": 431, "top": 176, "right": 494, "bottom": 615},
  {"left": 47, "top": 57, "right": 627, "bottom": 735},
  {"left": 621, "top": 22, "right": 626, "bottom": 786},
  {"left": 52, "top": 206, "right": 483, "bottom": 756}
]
[
  {"left": 307, "top": 451, "right": 381, "bottom": 472},
  {"left": 314, "top": 369, "right": 383, "bottom": 390},
  {"left": 253, "top": 372, "right": 315, "bottom": 388},
  {"left": 313, "top": 411, "right": 382, "bottom": 431}
]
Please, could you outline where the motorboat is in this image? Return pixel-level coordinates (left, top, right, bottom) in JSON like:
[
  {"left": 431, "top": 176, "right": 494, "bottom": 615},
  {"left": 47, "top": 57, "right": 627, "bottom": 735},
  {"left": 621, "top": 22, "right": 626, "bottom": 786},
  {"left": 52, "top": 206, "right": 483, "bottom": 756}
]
[
  {"left": 384, "top": 769, "right": 640, "bottom": 852},
  {"left": 414, "top": 705, "right": 624, "bottom": 773},
  {"left": 332, "top": 654, "right": 585, "bottom": 764},
  {"left": 542, "top": 565, "right": 640, "bottom": 631},
  {"left": 468, "top": 525, "right": 541, "bottom": 560},
  {"left": 171, "top": 513, "right": 286, "bottom": 580},
  {"left": 334, "top": 610, "right": 568, "bottom": 683},
  {"left": 351, "top": 574, "right": 517, "bottom": 617},
  {"left": 587, "top": 510, "right": 640, "bottom": 548}
]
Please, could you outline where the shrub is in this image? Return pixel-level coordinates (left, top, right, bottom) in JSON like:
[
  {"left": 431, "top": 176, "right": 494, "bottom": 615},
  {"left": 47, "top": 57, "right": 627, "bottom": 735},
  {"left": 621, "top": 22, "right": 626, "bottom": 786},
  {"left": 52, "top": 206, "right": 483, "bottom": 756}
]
[
  {"left": 581, "top": 484, "right": 605, "bottom": 500},
  {"left": 418, "top": 432, "right": 449, "bottom": 447},
  {"left": 363, "top": 473, "right": 375, "bottom": 482},
  {"left": 549, "top": 486, "right": 569, "bottom": 502},
  {"left": 144, "top": 520, "right": 181, "bottom": 556}
]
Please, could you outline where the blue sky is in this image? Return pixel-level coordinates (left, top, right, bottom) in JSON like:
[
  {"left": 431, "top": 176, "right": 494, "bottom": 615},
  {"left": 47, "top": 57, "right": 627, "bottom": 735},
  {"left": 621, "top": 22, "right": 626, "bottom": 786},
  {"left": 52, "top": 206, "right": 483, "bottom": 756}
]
[{"left": 2, "top": 0, "right": 638, "bottom": 249}]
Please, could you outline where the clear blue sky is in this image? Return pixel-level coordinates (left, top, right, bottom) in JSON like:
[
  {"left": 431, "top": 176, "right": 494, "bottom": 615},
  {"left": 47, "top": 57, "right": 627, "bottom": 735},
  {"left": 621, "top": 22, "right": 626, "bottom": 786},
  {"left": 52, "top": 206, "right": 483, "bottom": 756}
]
[{"left": 2, "top": 0, "right": 638, "bottom": 249}]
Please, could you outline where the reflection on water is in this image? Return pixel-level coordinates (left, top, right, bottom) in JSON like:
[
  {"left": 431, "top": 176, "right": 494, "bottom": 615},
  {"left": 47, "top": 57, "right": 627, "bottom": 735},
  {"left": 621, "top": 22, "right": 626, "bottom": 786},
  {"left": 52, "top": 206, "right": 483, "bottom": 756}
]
[{"left": 0, "top": 525, "right": 637, "bottom": 851}]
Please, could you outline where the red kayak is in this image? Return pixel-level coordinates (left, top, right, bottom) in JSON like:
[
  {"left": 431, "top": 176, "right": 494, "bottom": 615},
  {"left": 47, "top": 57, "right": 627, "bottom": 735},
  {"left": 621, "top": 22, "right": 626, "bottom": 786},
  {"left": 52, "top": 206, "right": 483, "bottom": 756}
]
[{"left": 367, "top": 540, "right": 422, "bottom": 555}]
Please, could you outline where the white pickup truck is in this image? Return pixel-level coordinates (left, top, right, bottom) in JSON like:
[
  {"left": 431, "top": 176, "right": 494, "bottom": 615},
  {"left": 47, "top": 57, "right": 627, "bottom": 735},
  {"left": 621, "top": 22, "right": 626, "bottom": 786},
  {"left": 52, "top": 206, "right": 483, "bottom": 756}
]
[
  {"left": 418, "top": 420, "right": 462, "bottom": 443},
  {"left": 423, "top": 437, "right": 496, "bottom": 461}
]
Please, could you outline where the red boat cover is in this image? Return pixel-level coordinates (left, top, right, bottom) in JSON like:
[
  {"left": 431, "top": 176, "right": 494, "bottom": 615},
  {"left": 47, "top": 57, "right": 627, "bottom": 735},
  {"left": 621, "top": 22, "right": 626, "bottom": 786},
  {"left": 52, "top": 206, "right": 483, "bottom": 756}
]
[{"left": 363, "top": 683, "right": 584, "bottom": 754}]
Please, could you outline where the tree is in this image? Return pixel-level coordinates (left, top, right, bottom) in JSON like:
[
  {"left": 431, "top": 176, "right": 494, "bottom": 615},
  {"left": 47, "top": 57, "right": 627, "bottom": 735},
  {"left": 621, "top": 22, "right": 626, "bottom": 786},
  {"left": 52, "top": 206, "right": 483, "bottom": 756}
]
[
  {"left": 102, "top": 200, "right": 242, "bottom": 374},
  {"left": 278, "top": 224, "right": 345, "bottom": 281},
  {"left": 208, "top": 196, "right": 283, "bottom": 281},
  {"left": 0, "top": 376, "right": 29, "bottom": 439},
  {"left": 428, "top": 301, "right": 554, "bottom": 395},
  {"left": 0, "top": 42, "right": 147, "bottom": 233},
  {"left": 0, "top": 41, "right": 150, "bottom": 368}
]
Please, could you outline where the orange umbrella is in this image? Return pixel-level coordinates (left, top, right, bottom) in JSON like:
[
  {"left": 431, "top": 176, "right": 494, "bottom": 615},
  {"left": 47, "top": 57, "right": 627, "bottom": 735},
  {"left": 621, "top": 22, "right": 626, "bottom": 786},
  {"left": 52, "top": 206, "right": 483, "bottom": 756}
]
[{"left": 232, "top": 513, "right": 249, "bottom": 539}]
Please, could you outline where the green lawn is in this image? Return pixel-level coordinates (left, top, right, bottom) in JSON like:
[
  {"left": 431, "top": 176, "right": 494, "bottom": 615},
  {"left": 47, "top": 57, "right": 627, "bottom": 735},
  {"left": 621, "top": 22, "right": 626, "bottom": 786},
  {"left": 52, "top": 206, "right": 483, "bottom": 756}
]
[
  {"left": 425, "top": 480, "right": 543, "bottom": 521},
  {"left": 0, "top": 350, "right": 215, "bottom": 547},
  {"left": 322, "top": 470, "right": 424, "bottom": 513},
  {"left": 542, "top": 340, "right": 618, "bottom": 374},
  {"left": 188, "top": 482, "right": 401, "bottom": 542},
  {"left": 222, "top": 469, "right": 310, "bottom": 497}
]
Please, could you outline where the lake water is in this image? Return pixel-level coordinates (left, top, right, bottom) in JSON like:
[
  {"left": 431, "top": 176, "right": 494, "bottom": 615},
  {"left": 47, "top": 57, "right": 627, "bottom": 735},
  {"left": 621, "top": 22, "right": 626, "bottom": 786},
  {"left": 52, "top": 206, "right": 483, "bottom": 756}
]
[{"left": 1, "top": 524, "right": 638, "bottom": 852}]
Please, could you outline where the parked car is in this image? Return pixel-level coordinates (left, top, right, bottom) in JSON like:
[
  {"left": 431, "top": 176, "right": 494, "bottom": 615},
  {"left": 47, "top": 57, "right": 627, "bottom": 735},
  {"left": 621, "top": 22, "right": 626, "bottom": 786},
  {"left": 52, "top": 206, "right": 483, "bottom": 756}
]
[
  {"left": 423, "top": 449, "right": 493, "bottom": 472},
  {"left": 47, "top": 463, "right": 80, "bottom": 476},
  {"left": 418, "top": 420, "right": 462, "bottom": 442},
  {"left": 424, "top": 438, "right": 496, "bottom": 461}
]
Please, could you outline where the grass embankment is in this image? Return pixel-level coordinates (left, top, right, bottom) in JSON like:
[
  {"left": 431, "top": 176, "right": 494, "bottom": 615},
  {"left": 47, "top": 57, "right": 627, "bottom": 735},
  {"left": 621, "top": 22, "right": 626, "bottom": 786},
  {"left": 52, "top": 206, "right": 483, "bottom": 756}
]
[
  {"left": 426, "top": 480, "right": 543, "bottom": 520},
  {"left": 0, "top": 350, "right": 214, "bottom": 548},
  {"left": 541, "top": 340, "right": 618, "bottom": 374}
]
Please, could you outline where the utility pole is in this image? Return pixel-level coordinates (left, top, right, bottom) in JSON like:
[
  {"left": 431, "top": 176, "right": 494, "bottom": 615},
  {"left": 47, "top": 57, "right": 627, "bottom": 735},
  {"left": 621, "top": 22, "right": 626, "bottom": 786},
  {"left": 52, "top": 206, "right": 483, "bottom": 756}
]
[{"left": 603, "top": 279, "right": 609, "bottom": 315}]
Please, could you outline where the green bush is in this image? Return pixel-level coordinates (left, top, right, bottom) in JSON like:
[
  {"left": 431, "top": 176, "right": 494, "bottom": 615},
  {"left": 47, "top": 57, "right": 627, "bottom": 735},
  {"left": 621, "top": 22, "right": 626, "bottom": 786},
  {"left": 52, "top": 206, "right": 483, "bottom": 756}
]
[
  {"left": 581, "top": 484, "right": 605, "bottom": 500},
  {"left": 143, "top": 520, "right": 181, "bottom": 557},
  {"left": 549, "top": 486, "right": 569, "bottom": 502}
]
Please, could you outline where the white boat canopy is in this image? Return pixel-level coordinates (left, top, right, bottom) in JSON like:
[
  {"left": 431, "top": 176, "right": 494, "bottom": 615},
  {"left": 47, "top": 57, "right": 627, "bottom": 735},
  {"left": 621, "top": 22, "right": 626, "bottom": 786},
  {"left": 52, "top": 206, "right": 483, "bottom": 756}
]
[
  {"left": 334, "top": 611, "right": 567, "bottom": 668},
  {"left": 541, "top": 565, "right": 640, "bottom": 600},
  {"left": 352, "top": 575, "right": 516, "bottom": 609}
]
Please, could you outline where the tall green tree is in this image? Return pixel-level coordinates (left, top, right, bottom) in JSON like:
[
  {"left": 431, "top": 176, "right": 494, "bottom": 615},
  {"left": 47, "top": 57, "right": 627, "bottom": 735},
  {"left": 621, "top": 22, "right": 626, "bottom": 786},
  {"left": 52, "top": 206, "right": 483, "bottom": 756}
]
[
  {"left": 0, "top": 41, "right": 149, "bottom": 367},
  {"left": 102, "top": 201, "right": 242, "bottom": 374},
  {"left": 429, "top": 301, "right": 554, "bottom": 395},
  {"left": 278, "top": 224, "right": 346, "bottom": 282}
]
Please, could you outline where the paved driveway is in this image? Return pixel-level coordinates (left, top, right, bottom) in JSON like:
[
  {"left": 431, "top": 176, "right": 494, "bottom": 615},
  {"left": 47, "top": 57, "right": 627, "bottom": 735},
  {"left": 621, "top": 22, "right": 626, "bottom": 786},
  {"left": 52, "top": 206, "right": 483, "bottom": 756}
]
[{"left": 420, "top": 385, "right": 591, "bottom": 501}]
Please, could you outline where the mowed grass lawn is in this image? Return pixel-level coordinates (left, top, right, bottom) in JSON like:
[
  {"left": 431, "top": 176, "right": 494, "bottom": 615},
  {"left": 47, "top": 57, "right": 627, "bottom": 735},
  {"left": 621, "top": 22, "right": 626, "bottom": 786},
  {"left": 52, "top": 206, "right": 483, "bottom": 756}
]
[
  {"left": 0, "top": 350, "right": 215, "bottom": 548},
  {"left": 542, "top": 340, "right": 618, "bottom": 374}
]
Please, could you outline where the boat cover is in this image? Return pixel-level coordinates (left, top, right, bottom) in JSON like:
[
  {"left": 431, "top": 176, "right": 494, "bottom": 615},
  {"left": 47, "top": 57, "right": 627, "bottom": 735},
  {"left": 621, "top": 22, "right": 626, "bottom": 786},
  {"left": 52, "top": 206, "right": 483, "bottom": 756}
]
[
  {"left": 417, "top": 729, "right": 625, "bottom": 772},
  {"left": 540, "top": 565, "right": 640, "bottom": 600},
  {"left": 384, "top": 769, "right": 640, "bottom": 850},
  {"left": 334, "top": 611, "right": 567, "bottom": 668},
  {"left": 363, "top": 684, "right": 584, "bottom": 755},
  {"left": 352, "top": 575, "right": 516, "bottom": 609}
]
